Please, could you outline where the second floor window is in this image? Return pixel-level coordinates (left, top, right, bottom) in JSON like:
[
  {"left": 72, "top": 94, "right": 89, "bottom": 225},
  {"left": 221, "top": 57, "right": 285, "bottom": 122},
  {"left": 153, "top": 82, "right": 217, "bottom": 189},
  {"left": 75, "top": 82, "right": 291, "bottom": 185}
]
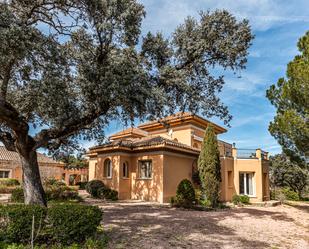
[
  {"left": 138, "top": 160, "right": 152, "bottom": 179},
  {"left": 103, "top": 159, "right": 112, "bottom": 178}
]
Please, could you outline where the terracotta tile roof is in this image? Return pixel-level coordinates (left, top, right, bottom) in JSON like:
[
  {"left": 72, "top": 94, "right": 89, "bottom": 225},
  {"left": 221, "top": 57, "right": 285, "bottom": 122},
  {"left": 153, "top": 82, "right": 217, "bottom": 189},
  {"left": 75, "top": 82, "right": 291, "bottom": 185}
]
[
  {"left": 0, "top": 146, "right": 61, "bottom": 164},
  {"left": 109, "top": 127, "right": 148, "bottom": 139},
  {"left": 90, "top": 135, "right": 200, "bottom": 153}
]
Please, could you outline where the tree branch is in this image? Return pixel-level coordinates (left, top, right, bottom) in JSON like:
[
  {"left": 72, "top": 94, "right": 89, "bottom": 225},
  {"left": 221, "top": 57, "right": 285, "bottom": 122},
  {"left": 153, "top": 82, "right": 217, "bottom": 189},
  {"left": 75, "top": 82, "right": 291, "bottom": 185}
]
[{"left": 0, "top": 130, "right": 16, "bottom": 151}]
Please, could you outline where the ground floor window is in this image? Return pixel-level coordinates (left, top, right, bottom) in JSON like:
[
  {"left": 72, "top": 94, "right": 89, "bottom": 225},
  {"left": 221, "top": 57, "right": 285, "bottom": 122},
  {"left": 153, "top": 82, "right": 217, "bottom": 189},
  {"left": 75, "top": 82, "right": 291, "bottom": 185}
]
[
  {"left": 239, "top": 172, "right": 254, "bottom": 196},
  {"left": 0, "top": 170, "right": 10, "bottom": 178},
  {"left": 138, "top": 160, "right": 152, "bottom": 179},
  {"left": 104, "top": 159, "right": 112, "bottom": 178},
  {"left": 122, "top": 162, "right": 129, "bottom": 178}
]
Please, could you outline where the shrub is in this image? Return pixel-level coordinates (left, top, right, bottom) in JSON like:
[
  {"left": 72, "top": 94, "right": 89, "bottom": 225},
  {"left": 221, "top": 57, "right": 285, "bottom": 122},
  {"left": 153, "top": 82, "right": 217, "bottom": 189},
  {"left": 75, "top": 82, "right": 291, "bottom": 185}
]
[
  {"left": 85, "top": 180, "right": 105, "bottom": 198},
  {"left": 47, "top": 203, "right": 102, "bottom": 245},
  {"left": 0, "top": 186, "right": 17, "bottom": 194},
  {"left": 282, "top": 188, "right": 299, "bottom": 201},
  {"left": 271, "top": 188, "right": 300, "bottom": 201},
  {"left": 76, "top": 182, "right": 88, "bottom": 190},
  {"left": 0, "top": 179, "right": 20, "bottom": 186},
  {"left": 11, "top": 188, "right": 24, "bottom": 203},
  {"left": 0, "top": 204, "right": 103, "bottom": 246},
  {"left": 44, "top": 178, "right": 66, "bottom": 188},
  {"left": 232, "top": 194, "right": 250, "bottom": 205},
  {"left": 174, "top": 179, "right": 195, "bottom": 207},
  {"left": 0, "top": 204, "right": 47, "bottom": 243},
  {"left": 45, "top": 186, "right": 79, "bottom": 201},
  {"left": 99, "top": 188, "right": 118, "bottom": 201}
]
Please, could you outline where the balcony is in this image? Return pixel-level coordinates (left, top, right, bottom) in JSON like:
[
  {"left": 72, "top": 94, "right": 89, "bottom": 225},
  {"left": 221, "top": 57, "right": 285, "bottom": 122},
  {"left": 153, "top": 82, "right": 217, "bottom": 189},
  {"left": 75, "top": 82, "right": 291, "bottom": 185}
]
[{"left": 233, "top": 148, "right": 269, "bottom": 160}]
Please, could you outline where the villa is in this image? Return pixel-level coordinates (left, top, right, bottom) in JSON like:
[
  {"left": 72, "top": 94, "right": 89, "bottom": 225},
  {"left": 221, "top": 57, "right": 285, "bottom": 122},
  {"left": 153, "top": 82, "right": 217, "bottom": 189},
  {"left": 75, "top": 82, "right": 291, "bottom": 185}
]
[{"left": 87, "top": 112, "right": 270, "bottom": 203}]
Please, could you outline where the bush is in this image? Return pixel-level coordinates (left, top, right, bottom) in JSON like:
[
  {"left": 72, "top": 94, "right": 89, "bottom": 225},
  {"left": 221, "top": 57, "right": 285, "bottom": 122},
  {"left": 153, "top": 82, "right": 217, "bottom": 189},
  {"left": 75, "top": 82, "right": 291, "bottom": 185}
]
[
  {"left": 85, "top": 180, "right": 105, "bottom": 198},
  {"left": 271, "top": 188, "right": 300, "bottom": 201},
  {"left": 0, "top": 204, "right": 47, "bottom": 243},
  {"left": 45, "top": 186, "right": 79, "bottom": 202},
  {"left": 47, "top": 203, "right": 102, "bottom": 245},
  {"left": 44, "top": 178, "right": 66, "bottom": 188},
  {"left": 0, "top": 179, "right": 20, "bottom": 186},
  {"left": 0, "top": 186, "right": 17, "bottom": 194},
  {"left": 174, "top": 179, "right": 195, "bottom": 207},
  {"left": 99, "top": 188, "right": 118, "bottom": 201},
  {"left": 0, "top": 203, "right": 103, "bottom": 246},
  {"left": 232, "top": 194, "right": 250, "bottom": 205},
  {"left": 282, "top": 188, "right": 299, "bottom": 201},
  {"left": 76, "top": 182, "right": 88, "bottom": 190},
  {"left": 11, "top": 188, "right": 24, "bottom": 203}
]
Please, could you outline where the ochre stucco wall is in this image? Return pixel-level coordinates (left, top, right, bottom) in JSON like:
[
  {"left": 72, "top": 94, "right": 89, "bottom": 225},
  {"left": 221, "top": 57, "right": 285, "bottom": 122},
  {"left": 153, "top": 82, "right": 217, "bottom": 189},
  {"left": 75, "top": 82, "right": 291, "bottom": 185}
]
[{"left": 162, "top": 153, "right": 196, "bottom": 202}]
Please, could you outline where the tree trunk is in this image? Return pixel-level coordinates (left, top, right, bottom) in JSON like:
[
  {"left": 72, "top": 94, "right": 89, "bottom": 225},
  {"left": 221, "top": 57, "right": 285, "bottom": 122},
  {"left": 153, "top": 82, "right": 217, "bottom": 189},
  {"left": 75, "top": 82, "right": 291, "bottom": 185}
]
[{"left": 19, "top": 149, "right": 47, "bottom": 206}]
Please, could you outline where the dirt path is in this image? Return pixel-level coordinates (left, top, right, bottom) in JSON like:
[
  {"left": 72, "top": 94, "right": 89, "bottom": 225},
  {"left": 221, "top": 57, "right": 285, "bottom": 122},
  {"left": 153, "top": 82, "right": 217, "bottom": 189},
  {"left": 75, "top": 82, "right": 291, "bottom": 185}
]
[{"left": 87, "top": 199, "right": 309, "bottom": 249}]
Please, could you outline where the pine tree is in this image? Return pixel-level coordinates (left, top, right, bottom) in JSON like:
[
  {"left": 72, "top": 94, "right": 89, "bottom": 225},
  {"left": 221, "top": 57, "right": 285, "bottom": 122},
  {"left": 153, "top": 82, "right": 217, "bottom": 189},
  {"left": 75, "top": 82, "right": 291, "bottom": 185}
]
[{"left": 198, "top": 126, "right": 221, "bottom": 207}]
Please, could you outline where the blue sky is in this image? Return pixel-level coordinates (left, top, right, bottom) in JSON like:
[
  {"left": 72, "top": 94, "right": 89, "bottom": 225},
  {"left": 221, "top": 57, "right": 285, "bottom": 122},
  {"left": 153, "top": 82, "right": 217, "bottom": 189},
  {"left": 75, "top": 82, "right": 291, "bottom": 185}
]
[{"left": 97, "top": 0, "right": 309, "bottom": 155}]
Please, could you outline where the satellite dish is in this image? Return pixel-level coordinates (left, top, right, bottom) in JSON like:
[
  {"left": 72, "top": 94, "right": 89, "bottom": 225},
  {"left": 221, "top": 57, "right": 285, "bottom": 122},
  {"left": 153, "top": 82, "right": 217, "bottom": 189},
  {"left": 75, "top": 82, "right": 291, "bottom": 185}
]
[{"left": 168, "top": 128, "right": 173, "bottom": 137}]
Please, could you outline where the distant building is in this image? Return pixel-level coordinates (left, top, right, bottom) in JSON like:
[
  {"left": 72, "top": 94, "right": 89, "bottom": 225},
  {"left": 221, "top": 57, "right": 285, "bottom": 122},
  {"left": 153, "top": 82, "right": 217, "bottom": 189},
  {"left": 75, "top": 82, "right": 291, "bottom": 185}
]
[{"left": 0, "top": 146, "right": 64, "bottom": 182}]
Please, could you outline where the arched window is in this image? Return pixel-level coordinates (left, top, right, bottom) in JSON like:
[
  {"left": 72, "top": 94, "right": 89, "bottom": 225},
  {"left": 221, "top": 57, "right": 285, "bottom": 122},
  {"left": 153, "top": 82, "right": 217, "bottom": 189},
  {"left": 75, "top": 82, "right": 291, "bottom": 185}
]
[
  {"left": 103, "top": 159, "right": 112, "bottom": 178},
  {"left": 122, "top": 161, "right": 129, "bottom": 178}
]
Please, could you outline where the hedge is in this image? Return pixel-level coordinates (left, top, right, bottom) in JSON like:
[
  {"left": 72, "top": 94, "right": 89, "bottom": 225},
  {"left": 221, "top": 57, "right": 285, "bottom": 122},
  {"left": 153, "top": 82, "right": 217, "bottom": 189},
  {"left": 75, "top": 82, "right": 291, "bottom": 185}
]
[{"left": 0, "top": 203, "right": 103, "bottom": 245}]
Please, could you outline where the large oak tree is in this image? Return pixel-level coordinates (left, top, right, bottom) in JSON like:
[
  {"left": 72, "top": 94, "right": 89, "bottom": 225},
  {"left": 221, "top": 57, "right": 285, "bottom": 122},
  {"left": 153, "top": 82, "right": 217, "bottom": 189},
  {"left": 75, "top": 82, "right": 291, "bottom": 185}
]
[{"left": 0, "top": 0, "right": 253, "bottom": 206}]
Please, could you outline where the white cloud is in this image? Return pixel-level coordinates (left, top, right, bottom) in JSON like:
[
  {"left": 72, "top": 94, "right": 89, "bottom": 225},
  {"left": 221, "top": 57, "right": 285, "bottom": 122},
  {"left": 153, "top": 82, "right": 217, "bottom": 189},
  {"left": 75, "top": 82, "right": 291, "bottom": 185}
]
[{"left": 140, "top": 0, "right": 309, "bottom": 33}]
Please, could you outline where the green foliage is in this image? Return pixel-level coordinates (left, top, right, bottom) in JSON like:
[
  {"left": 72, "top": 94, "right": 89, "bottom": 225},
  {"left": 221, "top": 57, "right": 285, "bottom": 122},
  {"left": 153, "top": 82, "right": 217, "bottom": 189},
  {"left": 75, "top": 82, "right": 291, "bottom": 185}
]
[
  {"left": 269, "top": 154, "right": 308, "bottom": 198},
  {"left": 266, "top": 31, "right": 309, "bottom": 159},
  {"left": 98, "top": 188, "right": 118, "bottom": 201},
  {"left": 271, "top": 187, "right": 300, "bottom": 201},
  {"left": 43, "top": 178, "right": 66, "bottom": 188},
  {"left": 174, "top": 179, "right": 196, "bottom": 207},
  {"left": 0, "top": 178, "right": 20, "bottom": 186},
  {"left": 76, "top": 182, "right": 88, "bottom": 190},
  {"left": 0, "top": 204, "right": 102, "bottom": 246},
  {"left": 0, "top": 204, "right": 47, "bottom": 243},
  {"left": 232, "top": 194, "right": 250, "bottom": 205},
  {"left": 0, "top": 1, "right": 252, "bottom": 205},
  {"left": 11, "top": 187, "right": 24, "bottom": 203},
  {"left": 47, "top": 204, "right": 102, "bottom": 245},
  {"left": 85, "top": 180, "right": 105, "bottom": 198},
  {"left": 198, "top": 126, "right": 221, "bottom": 208}
]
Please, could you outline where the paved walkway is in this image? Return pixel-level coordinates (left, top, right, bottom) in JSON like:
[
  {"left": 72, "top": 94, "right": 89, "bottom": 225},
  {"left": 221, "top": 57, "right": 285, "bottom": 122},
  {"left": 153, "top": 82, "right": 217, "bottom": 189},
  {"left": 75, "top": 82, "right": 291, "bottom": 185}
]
[{"left": 85, "top": 199, "right": 309, "bottom": 249}]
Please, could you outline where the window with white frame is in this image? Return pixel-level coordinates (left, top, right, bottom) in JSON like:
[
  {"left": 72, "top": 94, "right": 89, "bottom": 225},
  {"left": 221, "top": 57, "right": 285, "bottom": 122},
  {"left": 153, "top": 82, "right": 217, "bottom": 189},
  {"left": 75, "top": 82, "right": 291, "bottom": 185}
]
[
  {"left": 138, "top": 160, "right": 152, "bottom": 179},
  {"left": 122, "top": 162, "right": 129, "bottom": 178},
  {"left": 239, "top": 172, "right": 254, "bottom": 196},
  {"left": 103, "top": 159, "right": 112, "bottom": 178},
  {"left": 0, "top": 170, "right": 10, "bottom": 178}
]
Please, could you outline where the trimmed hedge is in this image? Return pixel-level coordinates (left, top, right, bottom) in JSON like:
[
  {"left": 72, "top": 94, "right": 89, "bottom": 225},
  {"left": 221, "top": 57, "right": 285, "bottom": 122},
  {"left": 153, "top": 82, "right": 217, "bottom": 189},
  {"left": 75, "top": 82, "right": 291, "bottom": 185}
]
[
  {"left": 47, "top": 204, "right": 103, "bottom": 244},
  {"left": 11, "top": 187, "right": 24, "bottom": 203},
  {"left": 0, "top": 204, "right": 47, "bottom": 243},
  {"left": 0, "top": 203, "right": 103, "bottom": 245},
  {"left": 271, "top": 187, "right": 300, "bottom": 201}
]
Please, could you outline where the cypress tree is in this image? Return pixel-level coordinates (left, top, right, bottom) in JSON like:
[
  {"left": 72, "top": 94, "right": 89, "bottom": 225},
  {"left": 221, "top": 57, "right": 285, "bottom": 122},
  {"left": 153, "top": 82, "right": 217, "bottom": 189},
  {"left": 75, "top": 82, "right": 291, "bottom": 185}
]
[{"left": 198, "top": 126, "right": 221, "bottom": 207}]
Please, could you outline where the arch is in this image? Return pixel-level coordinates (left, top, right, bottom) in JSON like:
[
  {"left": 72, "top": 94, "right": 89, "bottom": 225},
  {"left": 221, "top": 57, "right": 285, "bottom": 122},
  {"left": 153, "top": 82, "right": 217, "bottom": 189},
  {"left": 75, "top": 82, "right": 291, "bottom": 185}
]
[
  {"left": 122, "top": 161, "right": 129, "bottom": 178},
  {"left": 173, "top": 138, "right": 178, "bottom": 142},
  {"left": 103, "top": 158, "right": 112, "bottom": 178}
]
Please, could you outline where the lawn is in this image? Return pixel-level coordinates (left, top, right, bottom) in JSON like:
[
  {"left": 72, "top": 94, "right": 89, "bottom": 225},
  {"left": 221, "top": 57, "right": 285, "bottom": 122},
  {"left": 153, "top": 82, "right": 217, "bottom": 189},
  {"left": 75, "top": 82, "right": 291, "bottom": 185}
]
[{"left": 88, "top": 200, "right": 309, "bottom": 249}]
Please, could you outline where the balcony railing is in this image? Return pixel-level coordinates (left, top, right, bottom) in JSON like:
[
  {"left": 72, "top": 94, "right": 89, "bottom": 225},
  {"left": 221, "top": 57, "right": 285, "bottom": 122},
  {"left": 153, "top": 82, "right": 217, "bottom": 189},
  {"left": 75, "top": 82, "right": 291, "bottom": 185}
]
[{"left": 236, "top": 149, "right": 257, "bottom": 159}]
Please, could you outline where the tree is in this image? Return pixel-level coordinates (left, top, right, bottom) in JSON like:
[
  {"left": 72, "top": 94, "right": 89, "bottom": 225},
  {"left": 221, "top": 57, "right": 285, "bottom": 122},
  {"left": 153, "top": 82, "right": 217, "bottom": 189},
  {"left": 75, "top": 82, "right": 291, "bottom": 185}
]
[
  {"left": 269, "top": 154, "right": 308, "bottom": 198},
  {"left": 267, "top": 31, "right": 309, "bottom": 161},
  {"left": 198, "top": 126, "right": 221, "bottom": 207},
  {"left": 0, "top": 0, "right": 252, "bottom": 206}
]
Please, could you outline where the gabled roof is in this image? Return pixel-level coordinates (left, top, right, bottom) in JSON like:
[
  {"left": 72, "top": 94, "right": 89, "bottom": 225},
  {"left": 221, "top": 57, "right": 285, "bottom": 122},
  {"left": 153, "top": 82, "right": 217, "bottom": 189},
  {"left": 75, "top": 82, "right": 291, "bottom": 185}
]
[
  {"left": 0, "top": 146, "right": 63, "bottom": 165},
  {"left": 109, "top": 127, "right": 148, "bottom": 140},
  {"left": 89, "top": 135, "right": 200, "bottom": 155},
  {"left": 137, "top": 112, "right": 227, "bottom": 134}
]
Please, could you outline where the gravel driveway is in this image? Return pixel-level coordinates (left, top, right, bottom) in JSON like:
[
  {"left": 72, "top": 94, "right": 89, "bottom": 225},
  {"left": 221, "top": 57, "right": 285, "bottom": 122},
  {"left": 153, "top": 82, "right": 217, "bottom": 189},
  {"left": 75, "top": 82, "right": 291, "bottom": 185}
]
[{"left": 88, "top": 199, "right": 309, "bottom": 249}]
